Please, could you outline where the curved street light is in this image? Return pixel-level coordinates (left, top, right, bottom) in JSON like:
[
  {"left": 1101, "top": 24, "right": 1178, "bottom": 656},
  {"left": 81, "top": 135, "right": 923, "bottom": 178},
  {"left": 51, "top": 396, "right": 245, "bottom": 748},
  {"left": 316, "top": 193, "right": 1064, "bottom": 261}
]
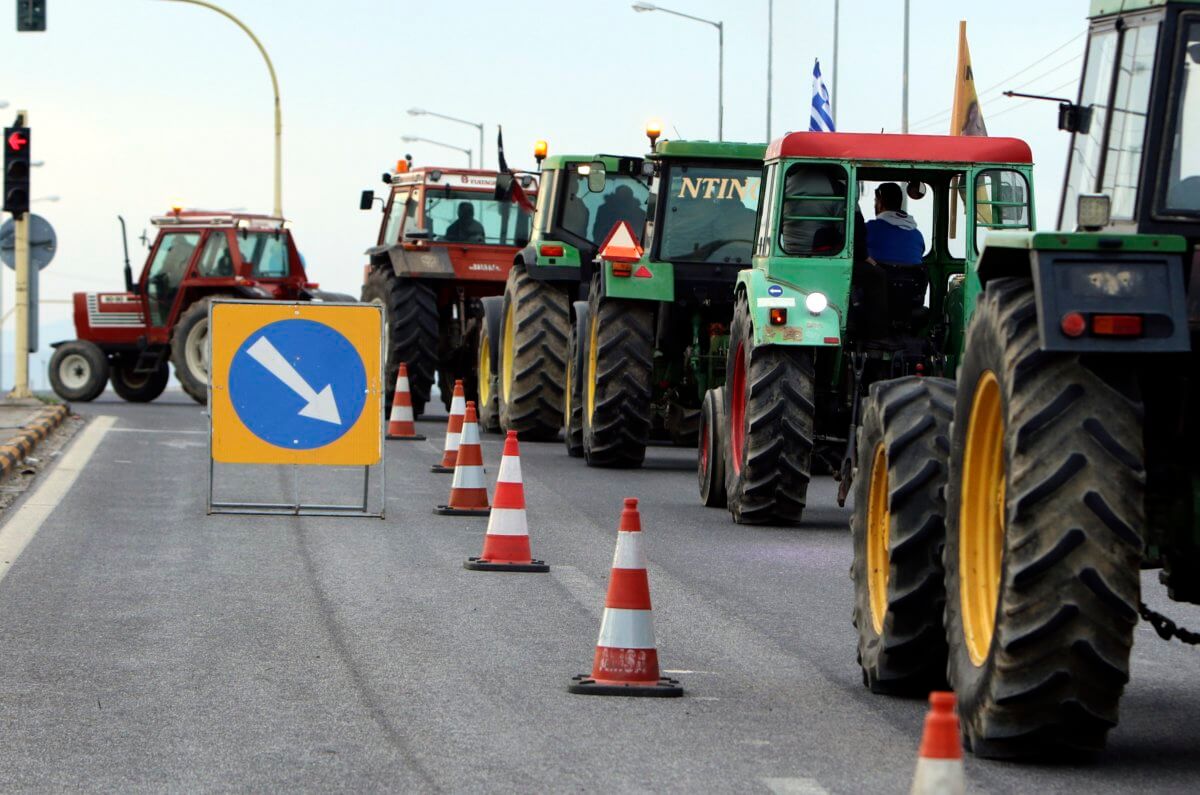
[
  {"left": 633, "top": 3, "right": 724, "bottom": 140},
  {"left": 401, "top": 135, "right": 473, "bottom": 168},
  {"left": 407, "top": 108, "right": 485, "bottom": 169},
  {"left": 157, "top": 1, "right": 283, "bottom": 217}
]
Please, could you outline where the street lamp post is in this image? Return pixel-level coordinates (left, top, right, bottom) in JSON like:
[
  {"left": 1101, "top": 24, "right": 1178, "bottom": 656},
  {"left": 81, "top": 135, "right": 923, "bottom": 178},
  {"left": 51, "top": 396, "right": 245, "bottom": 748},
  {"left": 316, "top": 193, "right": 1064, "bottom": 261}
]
[
  {"left": 407, "top": 109, "right": 485, "bottom": 169},
  {"left": 632, "top": 2, "right": 724, "bottom": 141},
  {"left": 158, "top": 1, "right": 284, "bottom": 217},
  {"left": 401, "top": 136, "right": 473, "bottom": 168}
]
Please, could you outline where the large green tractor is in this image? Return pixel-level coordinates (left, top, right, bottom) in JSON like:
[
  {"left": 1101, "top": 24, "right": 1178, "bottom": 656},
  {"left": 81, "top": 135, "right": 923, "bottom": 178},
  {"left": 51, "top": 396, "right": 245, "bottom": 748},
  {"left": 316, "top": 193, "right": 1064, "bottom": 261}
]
[
  {"left": 571, "top": 136, "right": 766, "bottom": 466},
  {"left": 699, "top": 131, "right": 1035, "bottom": 524},
  {"left": 479, "top": 145, "right": 649, "bottom": 438},
  {"left": 849, "top": 0, "right": 1200, "bottom": 759}
]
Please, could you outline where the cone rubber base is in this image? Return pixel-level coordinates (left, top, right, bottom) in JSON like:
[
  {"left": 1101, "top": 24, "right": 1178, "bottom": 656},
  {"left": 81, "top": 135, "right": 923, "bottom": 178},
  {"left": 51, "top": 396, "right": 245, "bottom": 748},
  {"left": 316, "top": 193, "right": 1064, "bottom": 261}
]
[
  {"left": 434, "top": 505, "right": 491, "bottom": 516},
  {"left": 387, "top": 433, "right": 426, "bottom": 441},
  {"left": 431, "top": 464, "right": 455, "bottom": 473},
  {"left": 464, "top": 557, "right": 549, "bottom": 573},
  {"left": 568, "top": 675, "right": 683, "bottom": 697}
]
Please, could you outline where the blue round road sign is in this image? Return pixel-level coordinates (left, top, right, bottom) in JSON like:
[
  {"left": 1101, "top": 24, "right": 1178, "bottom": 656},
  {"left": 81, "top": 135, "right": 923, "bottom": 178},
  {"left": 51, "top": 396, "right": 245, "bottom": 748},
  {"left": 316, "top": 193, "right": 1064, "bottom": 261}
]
[
  {"left": 229, "top": 319, "right": 367, "bottom": 450},
  {"left": 767, "top": 284, "right": 784, "bottom": 297}
]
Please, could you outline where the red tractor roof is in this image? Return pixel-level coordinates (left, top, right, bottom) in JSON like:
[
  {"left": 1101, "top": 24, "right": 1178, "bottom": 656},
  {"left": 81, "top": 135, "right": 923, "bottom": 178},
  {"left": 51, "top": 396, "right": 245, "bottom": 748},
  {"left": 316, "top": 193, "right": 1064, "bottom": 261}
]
[
  {"left": 150, "top": 208, "right": 286, "bottom": 229},
  {"left": 766, "top": 132, "right": 1033, "bottom": 165}
]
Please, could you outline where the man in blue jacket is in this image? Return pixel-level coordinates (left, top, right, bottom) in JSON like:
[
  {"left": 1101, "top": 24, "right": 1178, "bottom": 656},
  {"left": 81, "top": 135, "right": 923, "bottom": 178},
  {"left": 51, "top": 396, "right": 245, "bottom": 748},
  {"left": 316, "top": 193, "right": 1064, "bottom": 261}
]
[{"left": 866, "top": 182, "right": 924, "bottom": 265}]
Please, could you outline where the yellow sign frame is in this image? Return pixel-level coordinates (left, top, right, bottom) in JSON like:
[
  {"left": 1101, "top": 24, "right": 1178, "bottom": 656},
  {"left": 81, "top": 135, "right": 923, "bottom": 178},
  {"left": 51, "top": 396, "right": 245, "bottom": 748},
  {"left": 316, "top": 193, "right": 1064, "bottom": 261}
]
[{"left": 209, "top": 301, "right": 383, "bottom": 466}]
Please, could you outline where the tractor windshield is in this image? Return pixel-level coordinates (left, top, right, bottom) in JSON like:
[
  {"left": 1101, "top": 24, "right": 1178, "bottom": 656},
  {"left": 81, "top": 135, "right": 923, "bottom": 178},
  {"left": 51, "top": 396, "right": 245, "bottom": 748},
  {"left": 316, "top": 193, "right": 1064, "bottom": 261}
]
[
  {"left": 562, "top": 169, "right": 650, "bottom": 244},
  {"left": 237, "top": 232, "right": 290, "bottom": 278},
  {"left": 1161, "top": 16, "right": 1200, "bottom": 214},
  {"left": 656, "top": 163, "right": 761, "bottom": 265},
  {"left": 425, "top": 189, "right": 531, "bottom": 246}
]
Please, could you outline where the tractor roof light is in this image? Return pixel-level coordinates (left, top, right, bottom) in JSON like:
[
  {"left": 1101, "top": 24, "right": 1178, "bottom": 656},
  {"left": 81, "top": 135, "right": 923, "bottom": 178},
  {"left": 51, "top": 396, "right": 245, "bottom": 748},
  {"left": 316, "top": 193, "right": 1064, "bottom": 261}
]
[
  {"left": 805, "top": 292, "right": 828, "bottom": 315},
  {"left": 646, "top": 120, "right": 662, "bottom": 149},
  {"left": 534, "top": 139, "right": 548, "bottom": 166},
  {"left": 395, "top": 158, "right": 409, "bottom": 174},
  {"left": 1077, "top": 193, "right": 1111, "bottom": 231}
]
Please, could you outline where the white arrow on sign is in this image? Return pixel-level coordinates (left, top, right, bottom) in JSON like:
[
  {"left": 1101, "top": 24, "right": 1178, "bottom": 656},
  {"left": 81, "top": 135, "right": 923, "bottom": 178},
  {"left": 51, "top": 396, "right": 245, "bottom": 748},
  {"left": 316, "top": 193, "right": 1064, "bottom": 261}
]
[{"left": 246, "top": 336, "right": 342, "bottom": 425}]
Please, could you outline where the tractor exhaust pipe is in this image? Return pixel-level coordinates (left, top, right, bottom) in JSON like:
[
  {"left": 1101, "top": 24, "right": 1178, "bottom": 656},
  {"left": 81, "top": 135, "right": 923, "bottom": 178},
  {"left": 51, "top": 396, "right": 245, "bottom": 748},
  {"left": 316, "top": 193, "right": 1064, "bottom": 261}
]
[{"left": 118, "top": 215, "right": 135, "bottom": 293}]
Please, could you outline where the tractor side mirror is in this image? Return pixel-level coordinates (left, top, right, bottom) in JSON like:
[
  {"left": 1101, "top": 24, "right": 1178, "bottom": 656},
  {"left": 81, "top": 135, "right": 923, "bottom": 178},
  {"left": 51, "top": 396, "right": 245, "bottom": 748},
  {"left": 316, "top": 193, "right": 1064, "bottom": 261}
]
[
  {"left": 360, "top": 190, "right": 376, "bottom": 211},
  {"left": 586, "top": 161, "right": 607, "bottom": 193},
  {"left": 1057, "top": 102, "right": 1092, "bottom": 134},
  {"left": 494, "top": 173, "right": 514, "bottom": 201}
]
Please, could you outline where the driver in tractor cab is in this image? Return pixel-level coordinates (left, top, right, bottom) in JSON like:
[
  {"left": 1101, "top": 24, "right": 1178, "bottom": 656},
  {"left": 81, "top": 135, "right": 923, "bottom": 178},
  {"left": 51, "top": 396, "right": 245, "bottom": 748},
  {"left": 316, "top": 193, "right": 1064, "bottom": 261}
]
[
  {"left": 445, "top": 201, "right": 486, "bottom": 243},
  {"left": 849, "top": 182, "right": 928, "bottom": 341},
  {"left": 865, "top": 182, "right": 924, "bottom": 265},
  {"left": 593, "top": 184, "right": 646, "bottom": 242}
]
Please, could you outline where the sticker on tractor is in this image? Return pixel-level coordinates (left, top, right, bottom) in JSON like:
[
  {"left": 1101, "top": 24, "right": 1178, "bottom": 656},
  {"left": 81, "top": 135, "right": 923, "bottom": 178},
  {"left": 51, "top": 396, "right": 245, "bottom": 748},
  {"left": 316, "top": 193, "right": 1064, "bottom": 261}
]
[
  {"left": 756, "top": 296, "right": 795, "bottom": 308},
  {"left": 767, "top": 284, "right": 784, "bottom": 297}
]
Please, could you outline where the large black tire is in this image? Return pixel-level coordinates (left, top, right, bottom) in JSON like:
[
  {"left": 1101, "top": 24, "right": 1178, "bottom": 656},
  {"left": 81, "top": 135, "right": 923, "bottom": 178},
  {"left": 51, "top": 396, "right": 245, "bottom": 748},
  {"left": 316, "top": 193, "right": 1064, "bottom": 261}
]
[
  {"left": 698, "top": 387, "right": 727, "bottom": 508},
  {"left": 361, "top": 268, "right": 438, "bottom": 418},
  {"left": 476, "top": 299, "right": 501, "bottom": 432},
  {"left": 944, "top": 277, "right": 1144, "bottom": 759},
  {"left": 850, "top": 376, "right": 954, "bottom": 695},
  {"left": 723, "top": 292, "right": 815, "bottom": 524},
  {"left": 110, "top": 360, "right": 170, "bottom": 403},
  {"left": 582, "top": 276, "right": 653, "bottom": 468},
  {"left": 563, "top": 308, "right": 585, "bottom": 458},
  {"left": 171, "top": 295, "right": 234, "bottom": 405},
  {"left": 49, "top": 340, "right": 109, "bottom": 402},
  {"left": 498, "top": 264, "right": 569, "bottom": 440}
]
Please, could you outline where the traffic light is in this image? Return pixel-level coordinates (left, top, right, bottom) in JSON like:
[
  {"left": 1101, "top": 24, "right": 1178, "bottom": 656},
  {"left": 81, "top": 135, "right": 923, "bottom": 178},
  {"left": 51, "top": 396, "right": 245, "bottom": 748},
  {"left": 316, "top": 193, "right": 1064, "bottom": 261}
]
[
  {"left": 4, "top": 126, "right": 31, "bottom": 217},
  {"left": 16, "top": 0, "right": 46, "bottom": 32}
]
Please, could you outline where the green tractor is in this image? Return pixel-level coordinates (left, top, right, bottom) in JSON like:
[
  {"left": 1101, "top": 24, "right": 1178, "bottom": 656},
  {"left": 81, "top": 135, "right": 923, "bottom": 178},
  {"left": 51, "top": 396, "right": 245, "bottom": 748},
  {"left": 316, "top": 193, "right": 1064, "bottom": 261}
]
[
  {"left": 479, "top": 144, "right": 650, "bottom": 438},
  {"left": 571, "top": 135, "right": 766, "bottom": 466},
  {"left": 848, "top": 0, "right": 1200, "bottom": 759},
  {"left": 699, "top": 131, "right": 1036, "bottom": 524}
]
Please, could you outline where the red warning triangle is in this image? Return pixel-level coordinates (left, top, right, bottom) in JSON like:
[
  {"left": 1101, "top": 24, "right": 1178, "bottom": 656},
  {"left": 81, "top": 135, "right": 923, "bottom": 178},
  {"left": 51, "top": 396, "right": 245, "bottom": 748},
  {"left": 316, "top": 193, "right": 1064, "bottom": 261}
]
[
  {"left": 633, "top": 265, "right": 652, "bottom": 278},
  {"left": 598, "top": 221, "right": 644, "bottom": 263}
]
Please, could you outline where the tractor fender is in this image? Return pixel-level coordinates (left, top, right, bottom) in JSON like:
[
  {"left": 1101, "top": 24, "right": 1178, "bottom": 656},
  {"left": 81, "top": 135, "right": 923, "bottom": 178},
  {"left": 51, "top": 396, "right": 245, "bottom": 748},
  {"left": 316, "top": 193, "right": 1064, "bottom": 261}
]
[
  {"left": 600, "top": 257, "right": 675, "bottom": 302},
  {"left": 736, "top": 269, "right": 842, "bottom": 348},
  {"left": 479, "top": 295, "right": 504, "bottom": 367},
  {"left": 525, "top": 240, "right": 585, "bottom": 282}
]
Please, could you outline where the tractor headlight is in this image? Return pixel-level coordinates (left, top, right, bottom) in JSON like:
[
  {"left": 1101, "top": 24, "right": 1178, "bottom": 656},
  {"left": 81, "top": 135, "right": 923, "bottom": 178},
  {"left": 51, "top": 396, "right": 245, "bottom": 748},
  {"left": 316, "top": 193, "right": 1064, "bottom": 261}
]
[{"left": 805, "top": 292, "right": 828, "bottom": 315}]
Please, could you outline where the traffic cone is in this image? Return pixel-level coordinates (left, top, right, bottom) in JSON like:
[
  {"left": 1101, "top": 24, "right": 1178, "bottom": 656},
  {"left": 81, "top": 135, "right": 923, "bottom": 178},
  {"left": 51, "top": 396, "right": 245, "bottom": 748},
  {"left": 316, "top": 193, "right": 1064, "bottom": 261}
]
[
  {"left": 434, "top": 401, "right": 490, "bottom": 517},
  {"left": 569, "top": 497, "right": 682, "bottom": 697},
  {"left": 431, "top": 380, "right": 466, "bottom": 473},
  {"left": 465, "top": 431, "right": 548, "bottom": 572},
  {"left": 385, "top": 363, "right": 425, "bottom": 440},
  {"left": 909, "top": 692, "right": 964, "bottom": 795}
]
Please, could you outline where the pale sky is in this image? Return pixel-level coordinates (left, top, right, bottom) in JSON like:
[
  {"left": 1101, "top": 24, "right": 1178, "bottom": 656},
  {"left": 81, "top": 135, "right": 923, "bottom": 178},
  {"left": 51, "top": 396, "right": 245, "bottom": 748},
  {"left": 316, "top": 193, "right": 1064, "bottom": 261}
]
[{"left": 1, "top": 0, "right": 1089, "bottom": 389}]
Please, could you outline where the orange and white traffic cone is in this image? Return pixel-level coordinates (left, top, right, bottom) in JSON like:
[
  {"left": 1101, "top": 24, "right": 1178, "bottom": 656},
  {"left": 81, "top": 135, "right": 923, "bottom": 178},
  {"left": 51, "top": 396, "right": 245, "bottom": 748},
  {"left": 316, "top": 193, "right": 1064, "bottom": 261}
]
[
  {"left": 465, "top": 430, "right": 548, "bottom": 572},
  {"left": 385, "top": 363, "right": 425, "bottom": 441},
  {"left": 569, "top": 497, "right": 682, "bottom": 697},
  {"left": 909, "top": 692, "right": 964, "bottom": 795},
  {"left": 431, "top": 380, "right": 466, "bottom": 473},
  {"left": 434, "top": 401, "right": 490, "bottom": 517}
]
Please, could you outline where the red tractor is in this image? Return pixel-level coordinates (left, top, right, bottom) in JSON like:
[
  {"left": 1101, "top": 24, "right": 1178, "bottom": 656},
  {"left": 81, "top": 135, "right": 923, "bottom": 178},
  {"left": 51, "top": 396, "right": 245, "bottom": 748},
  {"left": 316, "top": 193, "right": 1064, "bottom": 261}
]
[
  {"left": 48, "top": 209, "right": 353, "bottom": 405},
  {"left": 359, "top": 160, "right": 536, "bottom": 417}
]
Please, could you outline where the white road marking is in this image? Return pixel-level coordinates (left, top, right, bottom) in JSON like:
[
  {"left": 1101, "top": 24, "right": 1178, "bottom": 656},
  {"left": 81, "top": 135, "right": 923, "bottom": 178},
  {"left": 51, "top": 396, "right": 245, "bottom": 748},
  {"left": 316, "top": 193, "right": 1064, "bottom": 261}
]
[
  {"left": 110, "top": 427, "right": 206, "bottom": 435},
  {"left": 0, "top": 415, "right": 115, "bottom": 583},
  {"left": 761, "top": 777, "right": 831, "bottom": 795}
]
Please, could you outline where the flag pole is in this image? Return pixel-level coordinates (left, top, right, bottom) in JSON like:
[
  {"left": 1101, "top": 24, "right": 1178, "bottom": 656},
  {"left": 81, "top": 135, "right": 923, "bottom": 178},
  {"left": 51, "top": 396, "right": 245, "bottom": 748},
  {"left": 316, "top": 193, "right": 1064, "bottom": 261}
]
[
  {"left": 949, "top": 20, "right": 968, "bottom": 238},
  {"left": 901, "top": 0, "right": 910, "bottom": 132}
]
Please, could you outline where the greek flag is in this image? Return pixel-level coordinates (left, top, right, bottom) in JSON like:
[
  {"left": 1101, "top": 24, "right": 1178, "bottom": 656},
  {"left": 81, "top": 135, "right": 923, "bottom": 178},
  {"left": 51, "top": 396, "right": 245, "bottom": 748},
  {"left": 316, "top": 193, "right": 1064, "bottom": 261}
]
[{"left": 810, "top": 58, "right": 835, "bottom": 132}]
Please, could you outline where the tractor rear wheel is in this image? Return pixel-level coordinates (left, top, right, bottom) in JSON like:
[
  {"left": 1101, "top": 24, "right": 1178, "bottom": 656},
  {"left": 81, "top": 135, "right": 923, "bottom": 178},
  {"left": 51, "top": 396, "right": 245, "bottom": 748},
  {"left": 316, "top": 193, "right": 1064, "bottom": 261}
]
[
  {"left": 499, "top": 264, "right": 569, "bottom": 440},
  {"left": 850, "top": 376, "right": 954, "bottom": 695},
  {"left": 582, "top": 276, "right": 652, "bottom": 468},
  {"left": 172, "top": 295, "right": 234, "bottom": 405},
  {"left": 110, "top": 359, "right": 170, "bottom": 403},
  {"left": 698, "top": 387, "right": 727, "bottom": 508},
  {"left": 49, "top": 340, "right": 109, "bottom": 402},
  {"left": 724, "top": 292, "right": 814, "bottom": 524},
  {"left": 563, "top": 311, "right": 584, "bottom": 457},
  {"left": 944, "top": 277, "right": 1144, "bottom": 759},
  {"left": 362, "top": 268, "right": 438, "bottom": 418}
]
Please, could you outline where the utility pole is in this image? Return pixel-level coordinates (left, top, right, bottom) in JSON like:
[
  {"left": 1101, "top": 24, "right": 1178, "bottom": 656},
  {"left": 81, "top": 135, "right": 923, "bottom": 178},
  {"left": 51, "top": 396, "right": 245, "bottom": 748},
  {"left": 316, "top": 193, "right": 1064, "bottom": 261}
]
[
  {"left": 901, "top": 0, "right": 910, "bottom": 132},
  {"left": 767, "top": 0, "right": 773, "bottom": 140},
  {"left": 11, "top": 111, "right": 31, "bottom": 399}
]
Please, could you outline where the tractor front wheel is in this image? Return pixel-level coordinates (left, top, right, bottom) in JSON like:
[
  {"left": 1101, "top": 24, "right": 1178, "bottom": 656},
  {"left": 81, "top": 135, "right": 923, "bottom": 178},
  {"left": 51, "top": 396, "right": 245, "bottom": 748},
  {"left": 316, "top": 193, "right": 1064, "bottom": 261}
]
[
  {"left": 110, "top": 359, "right": 170, "bottom": 403},
  {"left": 49, "top": 340, "right": 109, "bottom": 402},
  {"left": 723, "top": 292, "right": 814, "bottom": 524},
  {"left": 698, "top": 387, "right": 727, "bottom": 508},
  {"left": 499, "top": 264, "right": 569, "bottom": 440},
  {"left": 943, "top": 277, "right": 1144, "bottom": 758},
  {"left": 582, "top": 276, "right": 653, "bottom": 468},
  {"left": 171, "top": 296, "right": 233, "bottom": 405},
  {"left": 850, "top": 375, "right": 954, "bottom": 695}
]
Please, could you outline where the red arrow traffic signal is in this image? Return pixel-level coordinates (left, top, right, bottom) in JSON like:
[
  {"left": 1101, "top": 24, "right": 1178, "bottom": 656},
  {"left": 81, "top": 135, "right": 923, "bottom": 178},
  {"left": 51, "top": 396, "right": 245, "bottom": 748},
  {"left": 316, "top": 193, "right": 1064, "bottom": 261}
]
[{"left": 6, "top": 131, "right": 28, "bottom": 151}]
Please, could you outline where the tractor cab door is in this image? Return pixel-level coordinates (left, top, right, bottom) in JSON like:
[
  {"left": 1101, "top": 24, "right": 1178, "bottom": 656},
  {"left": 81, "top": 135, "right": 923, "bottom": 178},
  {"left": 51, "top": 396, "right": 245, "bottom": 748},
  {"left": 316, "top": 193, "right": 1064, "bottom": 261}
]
[
  {"left": 382, "top": 187, "right": 417, "bottom": 247},
  {"left": 142, "top": 231, "right": 201, "bottom": 329},
  {"left": 233, "top": 231, "right": 296, "bottom": 295}
]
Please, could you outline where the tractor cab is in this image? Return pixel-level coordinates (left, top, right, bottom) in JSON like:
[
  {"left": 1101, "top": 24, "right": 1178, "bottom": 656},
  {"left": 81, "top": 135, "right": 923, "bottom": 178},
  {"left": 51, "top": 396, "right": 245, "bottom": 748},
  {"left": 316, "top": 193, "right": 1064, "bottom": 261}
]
[{"left": 1058, "top": 0, "right": 1200, "bottom": 250}]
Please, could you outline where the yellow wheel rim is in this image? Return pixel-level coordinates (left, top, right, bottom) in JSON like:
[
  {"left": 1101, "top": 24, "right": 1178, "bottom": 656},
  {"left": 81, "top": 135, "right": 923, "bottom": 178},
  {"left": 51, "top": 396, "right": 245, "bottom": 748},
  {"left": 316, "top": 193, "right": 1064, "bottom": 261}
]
[
  {"left": 959, "top": 370, "right": 1007, "bottom": 667},
  {"left": 501, "top": 303, "right": 515, "bottom": 404},
  {"left": 586, "top": 313, "right": 599, "bottom": 422},
  {"left": 478, "top": 329, "right": 492, "bottom": 409},
  {"left": 866, "top": 442, "right": 890, "bottom": 635}
]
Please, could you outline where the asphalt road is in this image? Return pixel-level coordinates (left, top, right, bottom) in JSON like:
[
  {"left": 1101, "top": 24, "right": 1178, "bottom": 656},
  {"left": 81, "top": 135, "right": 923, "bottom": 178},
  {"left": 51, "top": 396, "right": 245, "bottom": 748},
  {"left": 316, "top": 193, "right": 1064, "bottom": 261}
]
[{"left": 0, "top": 392, "right": 1197, "bottom": 792}]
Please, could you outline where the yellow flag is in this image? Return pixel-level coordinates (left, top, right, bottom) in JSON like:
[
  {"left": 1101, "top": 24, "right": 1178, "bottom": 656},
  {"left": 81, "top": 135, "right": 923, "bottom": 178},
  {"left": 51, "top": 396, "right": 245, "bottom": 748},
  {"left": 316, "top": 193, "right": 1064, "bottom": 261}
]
[{"left": 950, "top": 21, "right": 988, "bottom": 136}]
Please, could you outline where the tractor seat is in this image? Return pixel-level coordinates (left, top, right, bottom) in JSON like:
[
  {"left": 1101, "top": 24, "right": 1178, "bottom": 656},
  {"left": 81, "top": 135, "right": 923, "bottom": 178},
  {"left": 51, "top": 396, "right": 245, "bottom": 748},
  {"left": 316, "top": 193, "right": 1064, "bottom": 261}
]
[{"left": 877, "top": 262, "right": 929, "bottom": 329}]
